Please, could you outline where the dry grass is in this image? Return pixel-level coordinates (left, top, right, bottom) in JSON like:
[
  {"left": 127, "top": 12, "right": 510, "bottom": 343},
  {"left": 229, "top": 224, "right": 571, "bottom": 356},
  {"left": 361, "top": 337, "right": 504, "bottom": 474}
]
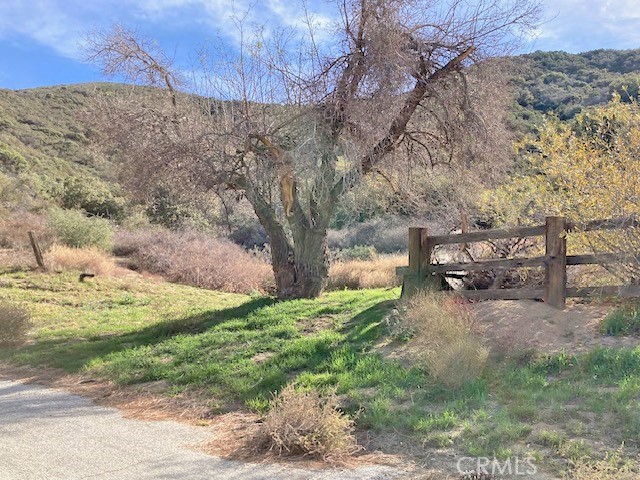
[
  {"left": 328, "top": 254, "right": 406, "bottom": 290},
  {"left": 255, "top": 385, "right": 359, "bottom": 461},
  {"left": 0, "top": 248, "right": 37, "bottom": 271},
  {"left": 399, "top": 292, "right": 488, "bottom": 388},
  {"left": 0, "top": 302, "right": 32, "bottom": 346},
  {"left": 114, "top": 229, "right": 274, "bottom": 294},
  {"left": 567, "top": 449, "right": 638, "bottom": 479},
  {"left": 0, "top": 211, "right": 52, "bottom": 249},
  {"left": 45, "top": 244, "right": 116, "bottom": 276}
]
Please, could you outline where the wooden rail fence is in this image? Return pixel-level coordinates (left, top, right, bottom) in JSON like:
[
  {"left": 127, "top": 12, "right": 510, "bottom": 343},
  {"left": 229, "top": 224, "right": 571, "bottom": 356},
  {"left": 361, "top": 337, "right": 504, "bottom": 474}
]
[{"left": 398, "top": 216, "right": 640, "bottom": 309}]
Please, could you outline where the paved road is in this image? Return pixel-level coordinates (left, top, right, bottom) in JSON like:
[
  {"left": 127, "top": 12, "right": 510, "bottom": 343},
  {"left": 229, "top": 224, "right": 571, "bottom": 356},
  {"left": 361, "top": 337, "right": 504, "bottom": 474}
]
[{"left": 0, "top": 380, "right": 402, "bottom": 480}]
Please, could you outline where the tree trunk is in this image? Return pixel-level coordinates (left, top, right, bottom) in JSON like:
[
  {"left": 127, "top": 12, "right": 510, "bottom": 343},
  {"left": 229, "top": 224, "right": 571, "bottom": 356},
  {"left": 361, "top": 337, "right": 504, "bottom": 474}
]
[
  {"left": 244, "top": 179, "right": 331, "bottom": 299},
  {"left": 267, "top": 224, "right": 329, "bottom": 299}
]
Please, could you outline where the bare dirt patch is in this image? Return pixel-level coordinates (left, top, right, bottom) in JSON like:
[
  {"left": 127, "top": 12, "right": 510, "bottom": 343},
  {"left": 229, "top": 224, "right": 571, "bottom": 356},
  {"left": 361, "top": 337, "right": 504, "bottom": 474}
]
[{"left": 470, "top": 299, "right": 640, "bottom": 353}]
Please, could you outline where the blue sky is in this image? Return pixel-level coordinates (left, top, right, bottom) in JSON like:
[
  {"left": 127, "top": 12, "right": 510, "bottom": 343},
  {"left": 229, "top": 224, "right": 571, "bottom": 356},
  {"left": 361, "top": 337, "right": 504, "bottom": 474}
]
[{"left": 0, "top": 0, "right": 639, "bottom": 90}]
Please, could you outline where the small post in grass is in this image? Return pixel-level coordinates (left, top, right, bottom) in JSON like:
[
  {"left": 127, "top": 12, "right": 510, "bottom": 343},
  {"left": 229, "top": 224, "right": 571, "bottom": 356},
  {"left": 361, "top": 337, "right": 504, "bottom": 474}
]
[
  {"left": 544, "top": 216, "right": 567, "bottom": 309},
  {"left": 28, "top": 230, "right": 46, "bottom": 271}
]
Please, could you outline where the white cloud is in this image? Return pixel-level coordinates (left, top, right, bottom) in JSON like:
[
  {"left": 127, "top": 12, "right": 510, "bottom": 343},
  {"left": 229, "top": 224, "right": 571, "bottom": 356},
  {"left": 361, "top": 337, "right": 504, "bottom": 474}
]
[
  {"left": 1, "top": 0, "right": 638, "bottom": 62},
  {"left": 530, "top": 0, "right": 640, "bottom": 52},
  {"left": 0, "top": 0, "right": 83, "bottom": 58},
  {"left": 0, "top": 0, "right": 335, "bottom": 60}
]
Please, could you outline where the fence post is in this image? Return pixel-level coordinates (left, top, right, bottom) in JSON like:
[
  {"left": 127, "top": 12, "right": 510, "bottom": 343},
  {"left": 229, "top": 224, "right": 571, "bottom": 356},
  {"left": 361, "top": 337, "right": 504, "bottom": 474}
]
[
  {"left": 544, "top": 216, "right": 567, "bottom": 309},
  {"left": 28, "top": 230, "right": 46, "bottom": 270},
  {"left": 402, "top": 227, "right": 438, "bottom": 296}
]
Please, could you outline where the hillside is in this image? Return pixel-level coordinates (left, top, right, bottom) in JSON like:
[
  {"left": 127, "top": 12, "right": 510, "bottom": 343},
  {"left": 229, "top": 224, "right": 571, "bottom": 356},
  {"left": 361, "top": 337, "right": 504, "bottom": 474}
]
[
  {"left": 0, "top": 83, "right": 126, "bottom": 217},
  {"left": 1, "top": 48, "right": 639, "bottom": 224},
  {"left": 511, "top": 49, "right": 640, "bottom": 130}
]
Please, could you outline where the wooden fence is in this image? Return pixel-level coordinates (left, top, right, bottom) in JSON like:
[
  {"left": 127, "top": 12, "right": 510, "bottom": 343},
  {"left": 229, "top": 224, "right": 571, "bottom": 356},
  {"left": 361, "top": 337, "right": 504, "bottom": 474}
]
[{"left": 398, "top": 216, "right": 640, "bottom": 309}]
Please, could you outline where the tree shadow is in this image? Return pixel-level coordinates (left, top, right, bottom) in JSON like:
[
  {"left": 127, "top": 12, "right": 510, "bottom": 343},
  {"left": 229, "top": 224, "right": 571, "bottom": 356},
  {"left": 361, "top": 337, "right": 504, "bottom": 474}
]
[
  {"left": 3, "top": 297, "right": 277, "bottom": 373},
  {"left": 239, "top": 299, "right": 397, "bottom": 400}
]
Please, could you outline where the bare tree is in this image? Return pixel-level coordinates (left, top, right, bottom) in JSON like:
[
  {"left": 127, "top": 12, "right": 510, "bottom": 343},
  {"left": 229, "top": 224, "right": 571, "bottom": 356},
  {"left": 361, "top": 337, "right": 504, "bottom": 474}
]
[{"left": 86, "top": 0, "right": 541, "bottom": 298}]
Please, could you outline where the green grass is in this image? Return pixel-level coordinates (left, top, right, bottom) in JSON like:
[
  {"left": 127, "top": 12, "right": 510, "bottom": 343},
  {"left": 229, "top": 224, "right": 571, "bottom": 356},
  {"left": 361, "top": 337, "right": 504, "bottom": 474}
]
[
  {"left": 2, "top": 271, "right": 640, "bottom": 474},
  {"left": 601, "top": 303, "right": 640, "bottom": 336}
]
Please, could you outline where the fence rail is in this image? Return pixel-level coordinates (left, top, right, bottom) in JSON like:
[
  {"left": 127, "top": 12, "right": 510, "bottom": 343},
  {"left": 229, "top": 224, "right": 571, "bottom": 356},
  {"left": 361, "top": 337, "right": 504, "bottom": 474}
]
[{"left": 398, "top": 216, "right": 639, "bottom": 309}]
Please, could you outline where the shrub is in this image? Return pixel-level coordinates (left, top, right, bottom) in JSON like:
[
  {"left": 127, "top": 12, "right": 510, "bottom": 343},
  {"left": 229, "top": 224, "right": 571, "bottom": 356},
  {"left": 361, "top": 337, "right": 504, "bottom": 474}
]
[
  {"left": 331, "top": 245, "right": 378, "bottom": 262},
  {"left": 397, "top": 291, "right": 488, "bottom": 388},
  {"left": 45, "top": 244, "right": 115, "bottom": 276},
  {"left": 328, "top": 254, "right": 405, "bottom": 290},
  {"left": 601, "top": 305, "right": 640, "bottom": 336},
  {"left": 0, "top": 302, "right": 32, "bottom": 346},
  {"left": 47, "top": 208, "right": 113, "bottom": 251},
  {"left": 61, "top": 176, "right": 126, "bottom": 220},
  {"left": 255, "top": 385, "right": 358, "bottom": 461},
  {"left": 114, "top": 229, "right": 274, "bottom": 294},
  {"left": 327, "top": 217, "right": 409, "bottom": 253}
]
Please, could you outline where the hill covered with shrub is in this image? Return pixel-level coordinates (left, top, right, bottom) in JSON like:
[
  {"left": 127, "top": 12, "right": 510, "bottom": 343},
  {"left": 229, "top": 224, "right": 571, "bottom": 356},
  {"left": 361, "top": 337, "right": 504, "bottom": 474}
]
[{"left": 1, "top": 48, "right": 639, "bottom": 233}]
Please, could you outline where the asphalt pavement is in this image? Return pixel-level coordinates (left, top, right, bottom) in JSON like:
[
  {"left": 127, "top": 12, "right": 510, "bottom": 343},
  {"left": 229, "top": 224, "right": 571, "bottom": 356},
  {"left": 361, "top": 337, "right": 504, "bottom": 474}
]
[{"left": 0, "top": 380, "right": 403, "bottom": 480}]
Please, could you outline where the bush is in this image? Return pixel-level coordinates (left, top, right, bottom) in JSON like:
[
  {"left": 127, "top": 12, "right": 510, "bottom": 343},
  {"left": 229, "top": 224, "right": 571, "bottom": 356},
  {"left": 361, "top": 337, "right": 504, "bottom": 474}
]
[
  {"left": 61, "top": 176, "right": 126, "bottom": 220},
  {"left": 396, "top": 292, "right": 488, "bottom": 388},
  {"left": 331, "top": 245, "right": 378, "bottom": 262},
  {"left": 255, "top": 385, "right": 358, "bottom": 461},
  {"left": 45, "top": 244, "right": 115, "bottom": 276},
  {"left": 327, "top": 217, "right": 409, "bottom": 253},
  {"left": 114, "top": 229, "right": 274, "bottom": 294},
  {"left": 0, "top": 302, "right": 32, "bottom": 346},
  {"left": 47, "top": 208, "right": 113, "bottom": 251},
  {"left": 328, "top": 254, "right": 405, "bottom": 290},
  {"left": 601, "top": 305, "right": 640, "bottom": 336}
]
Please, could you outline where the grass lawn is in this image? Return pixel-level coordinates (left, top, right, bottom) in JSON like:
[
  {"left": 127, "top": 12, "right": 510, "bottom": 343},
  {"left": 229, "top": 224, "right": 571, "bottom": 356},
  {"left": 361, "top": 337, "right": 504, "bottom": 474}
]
[{"left": 2, "top": 270, "right": 640, "bottom": 476}]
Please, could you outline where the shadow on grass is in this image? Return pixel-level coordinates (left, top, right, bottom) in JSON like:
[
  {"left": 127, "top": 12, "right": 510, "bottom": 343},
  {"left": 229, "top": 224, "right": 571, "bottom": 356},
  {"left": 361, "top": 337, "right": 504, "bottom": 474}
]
[
  {"left": 238, "top": 299, "right": 398, "bottom": 401},
  {"left": 2, "top": 297, "right": 276, "bottom": 372}
]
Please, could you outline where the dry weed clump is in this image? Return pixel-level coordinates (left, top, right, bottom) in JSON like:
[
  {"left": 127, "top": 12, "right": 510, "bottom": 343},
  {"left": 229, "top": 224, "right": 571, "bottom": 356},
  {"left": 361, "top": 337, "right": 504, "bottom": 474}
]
[
  {"left": 114, "top": 229, "right": 274, "bottom": 294},
  {"left": 0, "top": 248, "right": 36, "bottom": 271},
  {"left": 0, "top": 302, "right": 32, "bottom": 346},
  {"left": 0, "top": 211, "right": 52, "bottom": 249},
  {"left": 567, "top": 448, "right": 638, "bottom": 480},
  {"left": 398, "top": 292, "right": 488, "bottom": 388},
  {"left": 255, "top": 385, "right": 358, "bottom": 461},
  {"left": 328, "top": 254, "right": 406, "bottom": 290},
  {"left": 46, "top": 244, "right": 116, "bottom": 275}
]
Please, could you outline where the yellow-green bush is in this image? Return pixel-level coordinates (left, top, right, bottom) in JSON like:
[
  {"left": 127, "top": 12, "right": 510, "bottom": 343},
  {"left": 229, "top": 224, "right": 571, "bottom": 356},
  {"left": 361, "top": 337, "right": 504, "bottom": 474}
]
[{"left": 47, "top": 208, "right": 113, "bottom": 251}]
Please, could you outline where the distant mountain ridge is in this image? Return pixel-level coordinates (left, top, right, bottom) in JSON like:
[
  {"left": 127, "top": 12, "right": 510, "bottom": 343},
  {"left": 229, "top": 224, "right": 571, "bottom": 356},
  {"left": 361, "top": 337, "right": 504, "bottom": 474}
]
[{"left": 1, "top": 49, "right": 639, "bottom": 216}]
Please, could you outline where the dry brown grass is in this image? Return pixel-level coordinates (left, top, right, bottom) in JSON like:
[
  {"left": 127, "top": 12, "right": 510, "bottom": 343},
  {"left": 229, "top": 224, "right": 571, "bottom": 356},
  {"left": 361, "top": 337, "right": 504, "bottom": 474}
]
[
  {"left": 399, "top": 292, "right": 488, "bottom": 388},
  {"left": 567, "top": 449, "right": 638, "bottom": 479},
  {"left": 0, "top": 211, "right": 52, "bottom": 249},
  {"left": 328, "top": 254, "right": 406, "bottom": 290},
  {"left": 0, "top": 248, "right": 37, "bottom": 271},
  {"left": 0, "top": 302, "right": 32, "bottom": 346},
  {"left": 255, "top": 385, "right": 359, "bottom": 461},
  {"left": 45, "top": 244, "right": 116, "bottom": 275},
  {"left": 114, "top": 229, "right": 274, "bottom": 294}
]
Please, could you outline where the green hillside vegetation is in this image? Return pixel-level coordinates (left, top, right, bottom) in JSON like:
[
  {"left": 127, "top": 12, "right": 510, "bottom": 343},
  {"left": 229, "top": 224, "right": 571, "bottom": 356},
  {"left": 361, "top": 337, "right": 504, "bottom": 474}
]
[
  {"left": 511, "top": 49, "right": 640, "bottom": 131},
  {"left": 0, "top": 84, "right": 126, "bottom": 218},
  {"left": 1, "top": 49, "right": 639, "bottom": 233}
]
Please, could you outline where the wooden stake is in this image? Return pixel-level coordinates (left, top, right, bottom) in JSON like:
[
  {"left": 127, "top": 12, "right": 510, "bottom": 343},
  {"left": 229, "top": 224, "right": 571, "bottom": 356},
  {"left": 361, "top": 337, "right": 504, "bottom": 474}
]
[{"left": 28, "top": 231, "right": 46, "bottom": 270}]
